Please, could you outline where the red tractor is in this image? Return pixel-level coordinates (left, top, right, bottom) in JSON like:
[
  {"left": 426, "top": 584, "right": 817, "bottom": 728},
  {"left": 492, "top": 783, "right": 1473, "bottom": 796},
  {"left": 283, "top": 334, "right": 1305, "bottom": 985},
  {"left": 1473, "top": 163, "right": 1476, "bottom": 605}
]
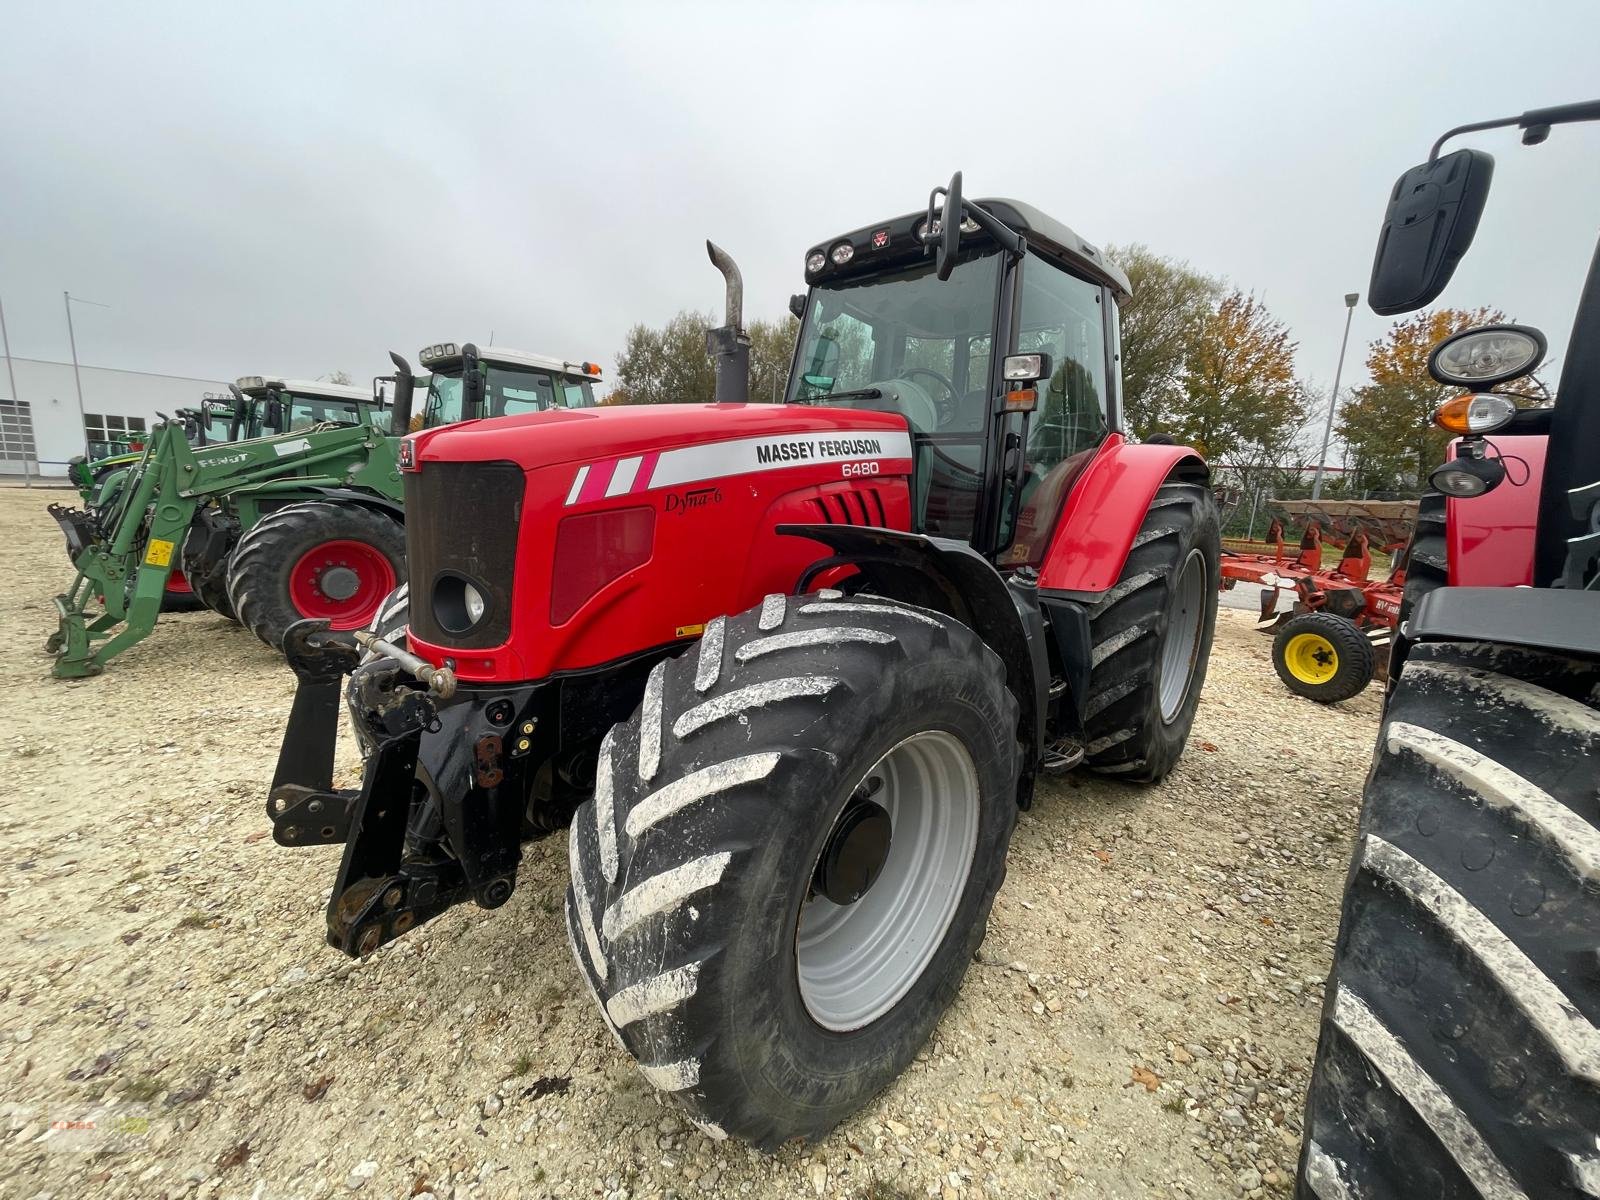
[
  {"left": 267, "top": 175, "right": 1221, "bottom": 1147},
  {"left": 1297, "top": 102, "right": 1600, "bottom": 1198}
]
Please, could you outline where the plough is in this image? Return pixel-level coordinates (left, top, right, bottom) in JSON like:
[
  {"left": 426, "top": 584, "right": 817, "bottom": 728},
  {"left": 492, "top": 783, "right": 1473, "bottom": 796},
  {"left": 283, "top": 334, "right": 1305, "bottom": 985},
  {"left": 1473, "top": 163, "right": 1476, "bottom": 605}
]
[{"left": 1218, "top": 498, "right": 1417, "bottom": 702}]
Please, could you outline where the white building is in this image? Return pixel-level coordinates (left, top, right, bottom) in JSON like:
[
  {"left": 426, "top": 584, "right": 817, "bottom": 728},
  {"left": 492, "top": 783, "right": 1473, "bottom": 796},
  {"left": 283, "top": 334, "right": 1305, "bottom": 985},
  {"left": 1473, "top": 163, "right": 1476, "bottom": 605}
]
[{"left": 0, "top": 356, "right": 227, "bottom": 480}]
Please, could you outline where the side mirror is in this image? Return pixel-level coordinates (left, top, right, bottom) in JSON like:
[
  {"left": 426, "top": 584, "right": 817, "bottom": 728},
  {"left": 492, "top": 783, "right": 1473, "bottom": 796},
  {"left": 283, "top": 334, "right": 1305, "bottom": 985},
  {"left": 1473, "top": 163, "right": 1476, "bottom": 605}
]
[
  {"left": 788, "top": 293, "right": 806, "bottom": 322},
  {"left": 1369, "top": 148, "right": 1494, "bottom": 316}
]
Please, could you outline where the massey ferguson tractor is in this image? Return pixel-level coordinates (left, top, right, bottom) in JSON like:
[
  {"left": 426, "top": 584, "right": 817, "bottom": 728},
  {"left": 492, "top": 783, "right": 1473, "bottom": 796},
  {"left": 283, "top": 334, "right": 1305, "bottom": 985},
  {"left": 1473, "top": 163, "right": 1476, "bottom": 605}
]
[
  {"left": 1297, "top": 102, "right": 1600, "bottom": 1199},
  {"left": 267, "top": 176, "right": 1220, "bottom": 1147}
]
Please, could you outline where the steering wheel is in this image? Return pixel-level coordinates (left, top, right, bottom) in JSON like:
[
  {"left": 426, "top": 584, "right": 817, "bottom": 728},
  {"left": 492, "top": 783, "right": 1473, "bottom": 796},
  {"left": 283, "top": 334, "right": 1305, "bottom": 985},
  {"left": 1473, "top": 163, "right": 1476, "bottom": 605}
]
[{"left": 896, "top": 366, "right": 961, "bottom": 427}]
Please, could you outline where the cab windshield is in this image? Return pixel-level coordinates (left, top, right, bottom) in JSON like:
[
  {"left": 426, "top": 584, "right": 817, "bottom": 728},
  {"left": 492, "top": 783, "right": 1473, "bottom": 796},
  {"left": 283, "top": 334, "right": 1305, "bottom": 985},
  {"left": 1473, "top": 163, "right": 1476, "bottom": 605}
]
[
  {"left": 284, "top": 393, "right": 371, "bottom": 431},
  {"left": 422, "top": 363, "right": 597, "bottom": 428},
  {"left": 786, "top": 248, "right": 1111, "bottom": 551},
  {"left": 786, "top": 251, "right": 1001, "bottom": 540}
]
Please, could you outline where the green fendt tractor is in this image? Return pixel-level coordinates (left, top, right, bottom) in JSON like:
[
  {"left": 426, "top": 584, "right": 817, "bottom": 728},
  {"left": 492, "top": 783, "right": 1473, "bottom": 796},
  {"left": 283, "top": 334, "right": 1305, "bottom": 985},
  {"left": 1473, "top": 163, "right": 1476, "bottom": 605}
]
[{"left": 48, "top": 344, "right": 602, "bottom": 678}]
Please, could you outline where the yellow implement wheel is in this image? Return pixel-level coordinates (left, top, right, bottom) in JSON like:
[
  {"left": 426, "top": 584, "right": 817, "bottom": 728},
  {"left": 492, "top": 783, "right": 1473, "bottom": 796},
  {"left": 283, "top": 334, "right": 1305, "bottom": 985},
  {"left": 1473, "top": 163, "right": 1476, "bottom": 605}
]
[
  {"left": 1284, "top": 631, "right": 1339, "bottom": 684},
  {"left": 1271, "top": 612, "right": 1375, "bottom": 703}
]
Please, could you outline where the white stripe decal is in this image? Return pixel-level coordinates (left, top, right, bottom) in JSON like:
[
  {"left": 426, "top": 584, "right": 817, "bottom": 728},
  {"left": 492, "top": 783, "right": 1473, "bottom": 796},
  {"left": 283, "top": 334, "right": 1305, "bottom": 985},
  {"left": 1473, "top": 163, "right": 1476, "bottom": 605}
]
[
  {"left": 1333, "top": 988, "right": 1527, "bottom": 1200},
  {"left": 638, "top": 662, "right": 665, "bottom": 782},
  {"left": 694, "top": 616, "right": 724, "bottom": 694},
  {"left": 1402, "top": 660, "right": 1600, "bottom": 741},
  {"left": 606, "top": 962, "right": 700, "bottom": 1028},
  {"left": 639, "top": 1058, "right": 700, "bottom": 1092},
  {"left": 564, "top": 465, "right": 590, "bottom": 506},
  {"left": 566, "top": 838, "right": 607, "bottom": 984},
  {"left": 625, "top": 752, "right": 782, "bottom": 837},
  {"left": 606, "top": 455, "right": 643, "bottom": 497},
  {"left": 647, "top": 429, "right": 914, "bottom": 491},
  {"left": 799, "top": 601, "right": 942, "bottom": 627},
  {"left": 603, "top": 852, "right": 731, "bottom": 941},
  {"left": 1364, "top": 836, "right": 1600, "bottom": 1083},
  {"left": 735, "top": 627, "right": 895, "bottom": 663},
  {"left": 672, "top": 676, "right": 840, "bottom": 740},
  {"left": 1302, "top": 1142, "right": 1355, "bottom": 1200},
  {"left": 594, "top": 730, "right": 619, "bottom": 884},
  {"left": 1386, "top": 722, "right": 1600, "bottom": 881}
]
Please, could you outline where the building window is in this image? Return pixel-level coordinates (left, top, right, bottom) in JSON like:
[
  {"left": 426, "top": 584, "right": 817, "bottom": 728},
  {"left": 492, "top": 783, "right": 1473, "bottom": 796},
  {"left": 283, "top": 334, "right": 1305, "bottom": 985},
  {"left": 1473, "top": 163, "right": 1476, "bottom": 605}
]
[
  {"left": 84, "top": 412, "right": 148, "bottom": 444},
  {"left": 0, "top": 400, "right": 38, "bottom": 463}
]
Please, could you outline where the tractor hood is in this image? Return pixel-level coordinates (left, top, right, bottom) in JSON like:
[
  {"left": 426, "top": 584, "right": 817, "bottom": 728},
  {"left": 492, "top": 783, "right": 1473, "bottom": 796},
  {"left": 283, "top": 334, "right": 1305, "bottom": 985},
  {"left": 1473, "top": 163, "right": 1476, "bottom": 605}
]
[{"left": 404, "top": 402, "right": 912, "bottom": 474}]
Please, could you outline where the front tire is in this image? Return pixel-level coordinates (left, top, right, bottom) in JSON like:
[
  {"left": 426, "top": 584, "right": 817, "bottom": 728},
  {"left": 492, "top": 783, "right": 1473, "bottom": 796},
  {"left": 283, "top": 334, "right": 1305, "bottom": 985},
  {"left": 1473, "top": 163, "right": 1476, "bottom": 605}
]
[
  {"left": 1272, "top": 611, "right": 1374, "bottom": 703},
  {"left": 1297, "top": 641, "right": 1600, "bottom": 1199},
  {"left": 227, "top": 501, "right": 404, "bottom": 651},
  {"left": 566, "top": 593, "right": 1020, "bottom": 1148},
  {"left": 1082, "top": 480, "right": 1220, "bottom": 781}
]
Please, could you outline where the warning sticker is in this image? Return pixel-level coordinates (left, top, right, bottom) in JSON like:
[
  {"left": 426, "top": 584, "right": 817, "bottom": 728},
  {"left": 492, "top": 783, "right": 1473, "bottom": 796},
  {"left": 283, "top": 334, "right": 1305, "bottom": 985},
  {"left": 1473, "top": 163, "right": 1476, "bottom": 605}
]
[{"left": 145, "top": 538, "right": 175, "bottom": 567}]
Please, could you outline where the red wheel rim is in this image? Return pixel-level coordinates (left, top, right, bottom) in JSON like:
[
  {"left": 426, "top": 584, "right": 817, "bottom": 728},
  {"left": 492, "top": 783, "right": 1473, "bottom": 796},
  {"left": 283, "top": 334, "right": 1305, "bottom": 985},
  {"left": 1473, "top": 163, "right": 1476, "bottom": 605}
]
[
  {"left": 165, "top": 568, "right": 194, "bottom": 595},
  {"left": 287, "top": 539, "right": 397, "bottom": 630}
]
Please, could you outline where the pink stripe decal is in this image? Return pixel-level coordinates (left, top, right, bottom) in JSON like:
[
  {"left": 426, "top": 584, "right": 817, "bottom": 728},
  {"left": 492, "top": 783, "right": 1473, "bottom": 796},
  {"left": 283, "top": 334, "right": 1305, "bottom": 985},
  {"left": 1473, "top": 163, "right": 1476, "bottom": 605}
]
[
  {"left": 632, "top": 451, "right": 660, "bottom": 493},
  {"left": 578, "top": 459, "right": 617, "bottom": 503}
]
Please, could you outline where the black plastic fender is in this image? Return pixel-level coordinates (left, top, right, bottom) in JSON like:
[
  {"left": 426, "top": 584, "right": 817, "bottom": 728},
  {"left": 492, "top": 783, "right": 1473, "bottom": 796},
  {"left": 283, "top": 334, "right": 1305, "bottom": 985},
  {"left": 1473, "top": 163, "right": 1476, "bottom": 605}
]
[{"left": 780, "top": 524, "right": 1049, "bottom": 789}]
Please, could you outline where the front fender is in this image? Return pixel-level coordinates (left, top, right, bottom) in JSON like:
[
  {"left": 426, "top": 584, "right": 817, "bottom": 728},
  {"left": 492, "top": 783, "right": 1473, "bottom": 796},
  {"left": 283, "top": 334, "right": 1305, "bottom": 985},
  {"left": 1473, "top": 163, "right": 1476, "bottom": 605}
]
[
  {"left": 779, "top": 524, "right": 1048, "bottom": 793},
  {"left": 1036, "top": 437, "right": 1208, "bottom": 595}
]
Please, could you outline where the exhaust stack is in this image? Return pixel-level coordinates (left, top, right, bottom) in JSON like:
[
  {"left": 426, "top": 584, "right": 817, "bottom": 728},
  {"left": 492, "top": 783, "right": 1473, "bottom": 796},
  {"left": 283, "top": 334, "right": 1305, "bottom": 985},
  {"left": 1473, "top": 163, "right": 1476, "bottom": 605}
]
[
  {"left": 705, "top": 240, "right": 750, "bottom": 403},
  {"left": 387, "top": 352, "right": 415, "bottom": 436}
]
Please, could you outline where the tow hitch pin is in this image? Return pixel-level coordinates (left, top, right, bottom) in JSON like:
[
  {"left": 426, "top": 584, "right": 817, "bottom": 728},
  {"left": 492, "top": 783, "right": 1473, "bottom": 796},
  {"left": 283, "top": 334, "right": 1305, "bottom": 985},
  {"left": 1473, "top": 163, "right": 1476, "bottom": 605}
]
[{"left": 354, "top": 630, "right": 458, "bottom": 699}]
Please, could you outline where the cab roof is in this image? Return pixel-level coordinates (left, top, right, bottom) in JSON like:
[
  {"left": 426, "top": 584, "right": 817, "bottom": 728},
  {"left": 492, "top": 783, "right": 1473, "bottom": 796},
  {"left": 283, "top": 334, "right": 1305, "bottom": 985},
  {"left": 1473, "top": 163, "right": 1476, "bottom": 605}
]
[
  {"left": 805, "top": 197, "right": 1131, "bottom": 301},
  {"left": 421, "top": 344, "right": 603, "bottom": 380},
  {"left": 235, "top": 377, "right": 374, "bottom": 403}
]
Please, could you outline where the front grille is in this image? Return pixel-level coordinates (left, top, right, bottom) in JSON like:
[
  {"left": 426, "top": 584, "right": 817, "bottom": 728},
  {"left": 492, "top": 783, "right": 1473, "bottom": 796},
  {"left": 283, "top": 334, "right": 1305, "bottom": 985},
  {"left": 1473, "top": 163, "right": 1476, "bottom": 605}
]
[{"left": 404, "top": 461, "right": 524, "bottom": 649}]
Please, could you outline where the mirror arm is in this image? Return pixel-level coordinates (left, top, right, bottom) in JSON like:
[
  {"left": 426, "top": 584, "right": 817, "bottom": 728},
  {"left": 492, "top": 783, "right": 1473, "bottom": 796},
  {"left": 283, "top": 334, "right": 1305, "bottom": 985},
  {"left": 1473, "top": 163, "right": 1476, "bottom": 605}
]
[{"left": 1431, "top": 97, "right": 1600, "bottom": 160}]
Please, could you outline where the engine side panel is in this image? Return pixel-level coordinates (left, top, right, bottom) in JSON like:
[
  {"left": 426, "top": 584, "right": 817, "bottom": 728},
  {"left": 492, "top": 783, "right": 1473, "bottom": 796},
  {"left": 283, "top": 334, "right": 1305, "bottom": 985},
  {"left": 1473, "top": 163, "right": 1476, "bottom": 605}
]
[
  {"left": 1445, "top": 433, "right": 1546, "bottom": 587},
  {"left": 1035, "top": 436, "right": 1208, "bottom": 594},
  {"left": 407, "top": 411, "right": 915, "bottom": 681}
]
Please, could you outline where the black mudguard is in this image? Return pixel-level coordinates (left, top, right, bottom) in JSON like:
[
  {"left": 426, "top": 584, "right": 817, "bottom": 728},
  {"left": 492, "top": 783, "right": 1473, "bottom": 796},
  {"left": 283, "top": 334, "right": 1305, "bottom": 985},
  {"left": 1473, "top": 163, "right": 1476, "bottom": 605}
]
[{"left": 779, "top": 524, "right": 1051, "bottom": 783}]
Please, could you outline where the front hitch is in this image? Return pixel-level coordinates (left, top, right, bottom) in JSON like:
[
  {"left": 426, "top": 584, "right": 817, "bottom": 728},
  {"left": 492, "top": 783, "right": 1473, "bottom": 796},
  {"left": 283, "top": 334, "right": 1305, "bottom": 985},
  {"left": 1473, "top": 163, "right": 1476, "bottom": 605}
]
[{"left": 269, "top": 618, "right": 549, "bottom": 957}]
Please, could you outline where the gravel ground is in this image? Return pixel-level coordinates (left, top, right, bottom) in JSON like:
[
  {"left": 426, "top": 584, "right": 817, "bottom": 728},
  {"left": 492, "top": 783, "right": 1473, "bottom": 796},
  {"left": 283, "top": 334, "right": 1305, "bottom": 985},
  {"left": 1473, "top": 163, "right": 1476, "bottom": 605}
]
[{"left": 0, "top": 485, "right": 1382, "bottom": 1200}]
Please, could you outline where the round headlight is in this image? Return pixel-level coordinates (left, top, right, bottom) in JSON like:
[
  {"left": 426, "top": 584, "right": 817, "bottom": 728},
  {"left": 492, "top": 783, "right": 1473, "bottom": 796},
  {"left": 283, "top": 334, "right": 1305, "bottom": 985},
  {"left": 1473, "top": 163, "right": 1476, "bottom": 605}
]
[
  {"left": 806, "top": 251, "right": 826, "bottom": 273},
  {"left": 463, "top": 582, "right": 485, "bottom": 625},
  {"left": 830, "top": 241, "right": 854, "bottom": 266},
  {"left": 1428, "top": 324, "right": 1546, "bottom": 388},
  {"left": 1429, "top": 456, "right": 1506, "bottom": 498}
]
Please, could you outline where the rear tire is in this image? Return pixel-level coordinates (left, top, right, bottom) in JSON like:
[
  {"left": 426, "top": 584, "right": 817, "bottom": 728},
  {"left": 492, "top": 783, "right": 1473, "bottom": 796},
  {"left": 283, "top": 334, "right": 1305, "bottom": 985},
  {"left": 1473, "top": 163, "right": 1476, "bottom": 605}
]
[
  {"left": 1083, "top": 480, "right": 1220, "bottom": 781},
  {"left": 1271, "top": 611, "right": 1374, "bottom": 703},
  {"left": 1297, "top": 641, "right": 1600, "bottom": 1199},
  {"left": 227, "top": 501, "right": 405, "bottom": 651},
  {"left": 566, "top": 593, "right": 1020, "bottom": 1148}
]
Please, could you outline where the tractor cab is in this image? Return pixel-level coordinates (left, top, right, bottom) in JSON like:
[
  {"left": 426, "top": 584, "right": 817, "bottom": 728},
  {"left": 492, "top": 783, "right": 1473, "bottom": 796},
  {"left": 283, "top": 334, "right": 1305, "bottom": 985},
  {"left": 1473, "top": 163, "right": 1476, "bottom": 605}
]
[
  {"left": 784, "top": 180, "right": 1129, "bottom": 567},
  {"left": 234, "top": 376, "right": 387, "bottom": 436},
  {"left": 412, "top": 343, "right": 602, "bottom": 430}
]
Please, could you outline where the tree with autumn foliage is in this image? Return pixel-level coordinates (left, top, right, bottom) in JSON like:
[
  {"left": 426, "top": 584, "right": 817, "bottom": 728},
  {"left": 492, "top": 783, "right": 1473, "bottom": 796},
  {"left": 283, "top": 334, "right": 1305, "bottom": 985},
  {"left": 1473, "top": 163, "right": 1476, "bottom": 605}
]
[
  {"left": 1106, "top": 245, "right": 1221, "bottom": 438},
  {"left": 1170, "top": 291, "right": 1306, "bottom": 464},
  {"left": 1336, "top": 307, "right": 1507, "bottom": 489}
]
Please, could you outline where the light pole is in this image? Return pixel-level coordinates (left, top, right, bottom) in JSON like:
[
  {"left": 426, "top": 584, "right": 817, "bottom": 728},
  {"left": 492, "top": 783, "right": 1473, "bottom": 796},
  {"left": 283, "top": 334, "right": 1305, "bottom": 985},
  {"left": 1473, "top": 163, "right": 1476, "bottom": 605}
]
[
  {"left": 1311, "top": 292, "right": 1360, "bottom": 500},
  {"left": 62, "top": 291, "right": 109, "bottom": 439}
]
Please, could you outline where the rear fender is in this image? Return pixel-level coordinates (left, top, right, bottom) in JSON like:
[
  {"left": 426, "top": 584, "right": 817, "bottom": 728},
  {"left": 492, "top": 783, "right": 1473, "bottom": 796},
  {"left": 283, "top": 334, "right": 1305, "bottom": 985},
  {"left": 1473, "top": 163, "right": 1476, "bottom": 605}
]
[
  {"left": 780, "top": 524, "right": 1047, "bottom": 800},
  {"left": 1036, "top": 437, "right": 1208, "bottom": 596}
]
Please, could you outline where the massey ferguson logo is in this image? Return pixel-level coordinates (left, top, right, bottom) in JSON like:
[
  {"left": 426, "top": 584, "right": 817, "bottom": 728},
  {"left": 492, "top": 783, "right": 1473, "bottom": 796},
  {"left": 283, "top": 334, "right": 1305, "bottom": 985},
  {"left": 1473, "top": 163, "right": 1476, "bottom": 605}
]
[
  {"left": 755, "top": 437, "right": 884, "bottom": 464},
  {"left": 665, "top": 486, "right": 721, "bottom": 514}
]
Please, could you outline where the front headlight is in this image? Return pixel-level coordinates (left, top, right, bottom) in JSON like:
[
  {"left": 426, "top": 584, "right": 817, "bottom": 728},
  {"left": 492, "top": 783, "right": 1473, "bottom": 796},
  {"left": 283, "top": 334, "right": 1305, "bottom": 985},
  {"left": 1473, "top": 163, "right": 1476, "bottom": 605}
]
[{"left": 463, "top": 582, "right": 485, "bottom": 625}]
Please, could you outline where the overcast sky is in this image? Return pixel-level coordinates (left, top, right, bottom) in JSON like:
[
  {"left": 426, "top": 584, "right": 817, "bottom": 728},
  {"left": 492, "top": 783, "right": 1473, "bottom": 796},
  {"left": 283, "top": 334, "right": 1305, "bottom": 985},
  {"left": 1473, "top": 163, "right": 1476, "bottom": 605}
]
[{"left": 2, "top": 2, "right": 1597, "bottom": 406}]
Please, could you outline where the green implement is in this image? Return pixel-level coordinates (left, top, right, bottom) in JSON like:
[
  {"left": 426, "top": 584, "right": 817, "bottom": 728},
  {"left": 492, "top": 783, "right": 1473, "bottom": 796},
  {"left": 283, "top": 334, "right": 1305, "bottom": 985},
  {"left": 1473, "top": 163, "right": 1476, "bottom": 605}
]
[{"left": 49, "top": 417, "right": 401, "bottom": 678}]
